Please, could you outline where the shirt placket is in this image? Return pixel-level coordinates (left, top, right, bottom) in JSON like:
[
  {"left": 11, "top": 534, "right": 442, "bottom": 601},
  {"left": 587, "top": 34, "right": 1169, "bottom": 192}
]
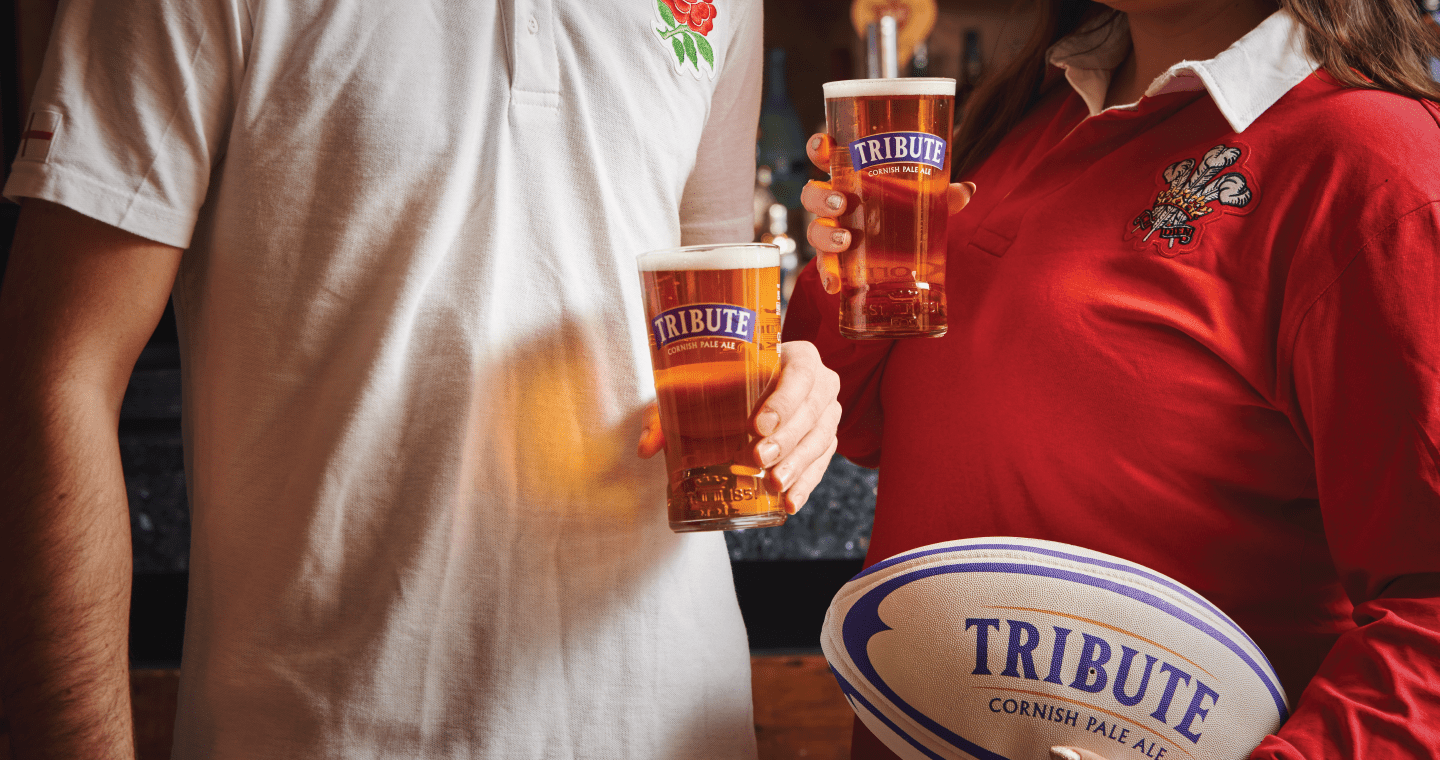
[{"left": 506, "top": 0, "right": 559, "bottom": 107}]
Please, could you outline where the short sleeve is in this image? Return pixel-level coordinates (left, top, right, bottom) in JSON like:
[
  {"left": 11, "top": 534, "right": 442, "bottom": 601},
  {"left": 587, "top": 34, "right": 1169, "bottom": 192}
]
[
  {"left": 3, "top": 0, "right": 249, "bottom": 248},
  {"left": 676, "top": 0, "right": 762, "bottom": 245}
]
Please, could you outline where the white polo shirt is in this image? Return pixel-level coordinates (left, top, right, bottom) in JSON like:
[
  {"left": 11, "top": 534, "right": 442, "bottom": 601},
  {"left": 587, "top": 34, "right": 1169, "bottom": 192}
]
[{"left": 6, "top": 0, "right": 763, "bottom": 757}]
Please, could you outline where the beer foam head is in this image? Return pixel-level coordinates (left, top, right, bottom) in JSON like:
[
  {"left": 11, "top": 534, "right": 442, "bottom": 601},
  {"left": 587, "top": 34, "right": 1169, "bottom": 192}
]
[
  {"left": 822, "top": 536, "right": 1289, "bottom": 760},
  {"left": 637, "top": 244, "right": 780, "bottom": 272},
  {"left": 823, "top": 77, "right": 956, "bottom": 100}
]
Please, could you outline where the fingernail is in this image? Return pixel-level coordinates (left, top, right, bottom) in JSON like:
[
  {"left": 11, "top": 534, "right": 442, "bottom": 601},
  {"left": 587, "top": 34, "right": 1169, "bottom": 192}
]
[
  {"left": 756, "top": 410, "right": 780, "bottom": 436},
  {"left": 1050, "top": 748, "right": 1081, "bottom": 760},
  {"left": 830, "top": 229, "right": 849, "bottom": 247},
  {"left": 757, "top": 441, "right": 780, "bottom": 466},
  {"left": 962, "top": 181, "right": 977, "bottom": 194},
  {"left": 825, "top": 193, "right": 844, "bottom": 211},
  {"left": 809, "top": 135, "right": 823, "bottom": 151}
]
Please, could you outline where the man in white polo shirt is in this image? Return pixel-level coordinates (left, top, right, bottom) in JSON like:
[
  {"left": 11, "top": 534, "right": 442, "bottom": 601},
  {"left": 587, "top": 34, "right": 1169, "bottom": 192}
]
[{"left": 0, "top": 0, "right": 841, "bottom": 757}]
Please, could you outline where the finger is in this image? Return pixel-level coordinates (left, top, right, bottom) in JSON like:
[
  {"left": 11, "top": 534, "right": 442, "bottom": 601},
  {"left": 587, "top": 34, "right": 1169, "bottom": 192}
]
[
  {"left": 752, "top": 341, "right": 834, "bottom": 438},
  {"left": 806, "top": 216, "right": 852, "bottom": 254},
  {"left": 948, "top": 181, "right": 977, "bottom": 216},
  {"left": 1050, "top": 747, "right": 1111, "bottom": 760},
  {"left": 805, "top": 214, "right": 851, "bottom": 295},
  {"left": 753, "top": 344, "right": 840, "bottom": 466},
  {"left": 801, "top": 180, "right": 848, "bottom": 218},
  {"left": 782, "top": 434, "right": 838, "bottom": 514},
  {"left": 815, "top": 248, "right": 842, "bottom": 295},
  {"left": 636, "top": 402, "right": 665, "bottom": 458},
  {"left": 806, "top": 133, "right": 834, "bottom": 173},
  {"left": 771, "top": 397, "right": 840, "bottom": 504},
  {"left": 765, "top": 394, "right": 841, "bottom": 486}
]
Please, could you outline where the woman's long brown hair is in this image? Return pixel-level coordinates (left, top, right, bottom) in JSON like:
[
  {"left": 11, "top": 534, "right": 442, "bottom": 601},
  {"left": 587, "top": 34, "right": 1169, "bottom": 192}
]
[{"left": 952, "top": 0, "right": 1440, "bottom": 179}]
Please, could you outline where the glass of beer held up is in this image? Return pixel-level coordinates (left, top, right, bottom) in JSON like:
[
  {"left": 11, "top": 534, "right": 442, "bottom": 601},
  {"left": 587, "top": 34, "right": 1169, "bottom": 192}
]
[
  {"left": 823, "top": 78, "right": 955, "bottom": 339},
  {"left": 638, "top": 244, "right": 787, "bottom": 533}
]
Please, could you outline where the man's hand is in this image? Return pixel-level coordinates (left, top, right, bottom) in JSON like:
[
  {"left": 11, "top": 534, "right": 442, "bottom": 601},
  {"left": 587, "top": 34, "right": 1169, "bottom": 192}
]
[
  {"left": 799, "top": 133, "right": 976, "bottom": 294},
  {"left": 637, "top": 340, "right": 841, "bottom": 514}
]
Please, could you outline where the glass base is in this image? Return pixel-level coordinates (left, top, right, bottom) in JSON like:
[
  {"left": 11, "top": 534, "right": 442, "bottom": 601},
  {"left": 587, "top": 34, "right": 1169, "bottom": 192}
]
[
  {"left": 670, "top": 511, "right": 788, "bottom": 533},
  {"left": 840, "top": 326, "right": 947, "bottom": 340},
  {"left": 666, "top": 462, "right": 787, "bottom": 533}
]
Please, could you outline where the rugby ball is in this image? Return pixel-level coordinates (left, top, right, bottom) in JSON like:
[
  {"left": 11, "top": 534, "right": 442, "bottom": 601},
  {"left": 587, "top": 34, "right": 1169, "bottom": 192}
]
[{"left": 821, "top": 537, "right": 1288, "bottom": 760}]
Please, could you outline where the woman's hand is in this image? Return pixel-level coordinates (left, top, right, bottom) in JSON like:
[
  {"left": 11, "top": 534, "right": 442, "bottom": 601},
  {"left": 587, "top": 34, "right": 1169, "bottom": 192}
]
[
  {"left": 800, "top": 133, "right": 978, "bottom": 294},
  {"left": 637, "top": 341, "right": 841, "bottom": 514}
]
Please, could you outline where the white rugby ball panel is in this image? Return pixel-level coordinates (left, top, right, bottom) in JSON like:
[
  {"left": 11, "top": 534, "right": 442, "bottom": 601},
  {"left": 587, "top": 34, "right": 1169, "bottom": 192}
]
[{"left": 822, "top": 538, "right": 1289, "bottom": 760}]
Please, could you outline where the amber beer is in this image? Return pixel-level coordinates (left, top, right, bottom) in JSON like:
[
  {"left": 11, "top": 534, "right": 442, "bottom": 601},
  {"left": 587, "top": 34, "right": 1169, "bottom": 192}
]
[
  {"left": 637, "top": 244, "right": 786, "bottom": 533},
  {"left": 823, "top": 78, "right": 955, "bottom": 339}
]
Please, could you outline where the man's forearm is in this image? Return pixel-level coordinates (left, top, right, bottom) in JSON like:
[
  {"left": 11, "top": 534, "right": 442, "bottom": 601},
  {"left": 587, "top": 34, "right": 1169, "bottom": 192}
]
[
  {"left": 0, "top": 200, "right": 183, "bottom": 759},
  {"left": 0, "top": 394, "right": 136, "bottom": 760}
]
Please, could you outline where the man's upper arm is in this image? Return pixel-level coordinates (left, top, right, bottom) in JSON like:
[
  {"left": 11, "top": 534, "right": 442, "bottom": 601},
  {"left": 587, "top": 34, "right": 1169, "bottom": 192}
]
[
  {"left": 1, "top": 199, "right": 182, "bottom": 406},
  {"left": 678, "top": 0, "right": 764, "bottom": 246}
]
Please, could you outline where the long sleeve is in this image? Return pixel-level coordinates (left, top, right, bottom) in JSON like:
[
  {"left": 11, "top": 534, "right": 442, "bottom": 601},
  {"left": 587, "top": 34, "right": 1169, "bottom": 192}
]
[{"left": 1255, "top": 200, "right": 1440, "bottom": 758}]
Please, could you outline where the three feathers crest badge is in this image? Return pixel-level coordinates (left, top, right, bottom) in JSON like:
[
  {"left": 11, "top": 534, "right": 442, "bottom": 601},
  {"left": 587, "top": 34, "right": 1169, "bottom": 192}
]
[
  {"left": 654, "top": 0, "right": 719, "bottom": 80},
  {"left": 1128, "top": 144, "right": 1257, "bottom": 256}
]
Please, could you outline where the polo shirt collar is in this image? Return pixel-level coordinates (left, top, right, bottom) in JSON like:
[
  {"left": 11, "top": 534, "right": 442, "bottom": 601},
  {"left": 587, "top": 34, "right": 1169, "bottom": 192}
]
[{"left": 1046, "top": 9, "right": 1319, "bottom": 133}]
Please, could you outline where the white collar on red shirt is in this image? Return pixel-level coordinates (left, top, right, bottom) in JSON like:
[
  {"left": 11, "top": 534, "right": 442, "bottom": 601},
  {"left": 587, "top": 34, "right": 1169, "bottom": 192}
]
[{"left": 1046, "top": 9, "right": 1319, "bottom": 133}]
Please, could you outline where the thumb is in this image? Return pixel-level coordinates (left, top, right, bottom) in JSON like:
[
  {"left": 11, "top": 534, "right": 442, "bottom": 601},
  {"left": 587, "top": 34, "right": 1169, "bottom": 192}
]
[
  {"left": 1051, "top": 747, "right": 1111, "bottom": 760},
  {"left": 948, "top": 181, "right": 977, "bottom": 216}
]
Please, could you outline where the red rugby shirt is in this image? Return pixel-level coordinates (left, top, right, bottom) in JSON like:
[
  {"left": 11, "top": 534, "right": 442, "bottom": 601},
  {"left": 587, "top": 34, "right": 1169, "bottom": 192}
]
[{"left": 786, "top": 66, "right": 1440, "bottom": 760}]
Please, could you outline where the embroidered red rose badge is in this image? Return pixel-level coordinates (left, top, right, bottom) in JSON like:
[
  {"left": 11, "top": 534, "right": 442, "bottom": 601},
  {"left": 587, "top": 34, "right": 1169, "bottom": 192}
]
[{"left": 655, "top": 0, "right": 717, "bottom": 79}]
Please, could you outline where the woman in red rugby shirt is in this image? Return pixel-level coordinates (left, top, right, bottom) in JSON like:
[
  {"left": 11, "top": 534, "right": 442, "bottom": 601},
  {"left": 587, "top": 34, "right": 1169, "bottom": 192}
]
[{"left": 789, "top": 0, "right": 1440, "bottom": 758}]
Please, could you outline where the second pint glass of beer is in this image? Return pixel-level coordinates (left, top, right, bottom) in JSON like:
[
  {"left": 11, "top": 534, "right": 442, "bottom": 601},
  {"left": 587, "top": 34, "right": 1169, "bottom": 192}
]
[
  {"left": 638, "top": 244, "right": 787, "bottom": 533},
  {"left": 823, "top": 77, "right": 955, "bottom": 339}
]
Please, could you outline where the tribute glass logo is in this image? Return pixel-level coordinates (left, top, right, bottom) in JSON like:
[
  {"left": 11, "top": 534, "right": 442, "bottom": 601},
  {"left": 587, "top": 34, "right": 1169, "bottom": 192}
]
[
  {"left": 847, "top": 131, "right": 948, "bottom": 172},
  {"left": 650, "top": 303, "right": 757, "bottom": 349}
]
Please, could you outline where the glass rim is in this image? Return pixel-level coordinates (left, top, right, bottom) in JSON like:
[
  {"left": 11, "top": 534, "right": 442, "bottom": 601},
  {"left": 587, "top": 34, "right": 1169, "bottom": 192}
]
[
  {"left": 822, "top": 77, "right": 956, "bottom": 99},
  {"left": 636, "top": 243, "right": 781, "bottom": 272}
]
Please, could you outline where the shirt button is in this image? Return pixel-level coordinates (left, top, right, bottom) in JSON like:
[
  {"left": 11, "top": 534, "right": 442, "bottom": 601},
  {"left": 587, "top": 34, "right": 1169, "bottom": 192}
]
[{"left": 527, "top": 16, "right": 538, "bottom": 33}]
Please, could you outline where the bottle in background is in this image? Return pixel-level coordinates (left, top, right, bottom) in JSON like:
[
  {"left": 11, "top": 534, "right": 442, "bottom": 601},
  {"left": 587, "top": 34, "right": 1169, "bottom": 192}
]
[
  {"left": 753, "top": 165, "right": 778, "bottom": 242},
  {"left": 909, "top": 40, "right": 930, "bottom": 77},
  {"left": 760, "top": 203, "right": 800, "bottom": 307},
  {"left": 757, "top": 48, "right": 810, "bottom": 211},
  {"left": 956, "top": 28, "right": 983, "bottom": 113}
]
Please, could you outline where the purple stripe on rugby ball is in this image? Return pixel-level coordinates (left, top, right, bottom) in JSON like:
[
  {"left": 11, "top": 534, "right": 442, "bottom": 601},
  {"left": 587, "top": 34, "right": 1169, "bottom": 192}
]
[{"left": 855, "top": 541, "right": 1250, "bottom": 642}]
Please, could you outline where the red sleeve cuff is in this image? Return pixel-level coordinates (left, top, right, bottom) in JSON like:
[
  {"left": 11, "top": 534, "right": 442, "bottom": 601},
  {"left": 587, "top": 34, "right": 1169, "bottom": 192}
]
[{"left": 1252, "top": 587, "right": 1440, "bottom": 758}]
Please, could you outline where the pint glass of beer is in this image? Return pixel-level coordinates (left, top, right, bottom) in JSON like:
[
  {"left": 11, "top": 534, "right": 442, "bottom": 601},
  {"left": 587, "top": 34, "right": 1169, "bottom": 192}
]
[
  {"left": 823, "top": 78, "right": 955, "bottom": 339},
  {"left": 638, "top": 244, "right": 787, "bottom": 533}
]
